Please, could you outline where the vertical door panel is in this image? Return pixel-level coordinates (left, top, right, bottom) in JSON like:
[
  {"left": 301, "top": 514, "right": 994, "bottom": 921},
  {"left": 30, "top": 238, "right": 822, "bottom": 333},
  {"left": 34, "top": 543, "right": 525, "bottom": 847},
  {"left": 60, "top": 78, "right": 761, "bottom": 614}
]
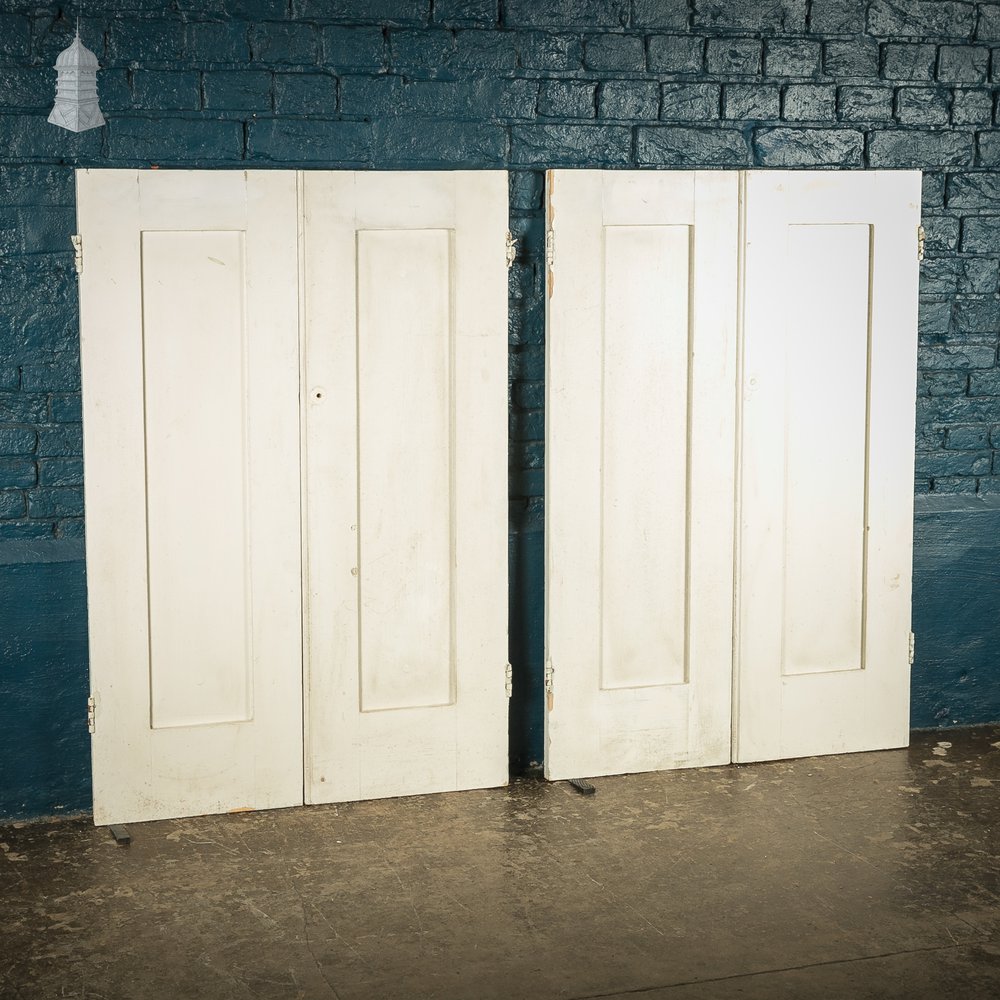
[
  {"left": 781, "top": 225, "right": 869, "bottom": 677},
  {"left": 78, "top": 170, "right": 303, "bottom": 824},
  {"left": 545, "top": 171, "right": 739, "bottom": 780},
  {"left": 356, "top": 229, "right": 454, "bottom": 712},
  {"left": 601, "top": 225, "right": 690, "bottom": 690},
  {"left": 303, "top": 172, "right": 508, "bottom": 803},
  {"left": 736, "top": 171, "right": 921, "bottom": 762},
  {"left": 142, "top": 230, "right": 253, "bottom": 728}
]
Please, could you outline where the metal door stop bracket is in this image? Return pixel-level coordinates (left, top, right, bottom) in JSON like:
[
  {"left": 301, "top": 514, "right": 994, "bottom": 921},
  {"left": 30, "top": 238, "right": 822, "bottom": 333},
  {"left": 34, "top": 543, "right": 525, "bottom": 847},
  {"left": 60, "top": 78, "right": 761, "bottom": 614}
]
[{"left": 109, "top": 825, "right": 131, "bottom": 847}]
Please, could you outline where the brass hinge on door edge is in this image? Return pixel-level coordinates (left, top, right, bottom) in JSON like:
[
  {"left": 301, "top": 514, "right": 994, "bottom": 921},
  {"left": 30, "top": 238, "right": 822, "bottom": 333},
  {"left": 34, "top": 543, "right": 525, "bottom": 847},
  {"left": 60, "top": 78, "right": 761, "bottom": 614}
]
[
  {"left": 505, "top": 663, "right": 513, "bottom": 698},
  {"left": 909, "top": 632, "right": 916, "bottom": 666},
  {"left": 87, "top": 695, "right": 96, "bottom": 735},
  {"left": 917, "top": 225, "right": 926, "bottom": 262},
  {"left": 71, "top": 234, "right": 83, "bottom": 275},
  {"left": 545, "top": 230, "right": 554, "bottom": 268}
]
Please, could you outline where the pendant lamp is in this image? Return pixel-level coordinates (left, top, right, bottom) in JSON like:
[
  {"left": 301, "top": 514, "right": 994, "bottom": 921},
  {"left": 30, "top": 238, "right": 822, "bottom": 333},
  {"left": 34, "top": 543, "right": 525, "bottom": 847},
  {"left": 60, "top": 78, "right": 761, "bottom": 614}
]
[{"left": 48, "top": 24, "right": 105, "bottom": 133}]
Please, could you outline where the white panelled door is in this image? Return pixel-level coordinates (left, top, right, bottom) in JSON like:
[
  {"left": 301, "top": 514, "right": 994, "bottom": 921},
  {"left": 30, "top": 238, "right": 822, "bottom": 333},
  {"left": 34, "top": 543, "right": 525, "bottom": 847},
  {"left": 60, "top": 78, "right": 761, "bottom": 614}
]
[
  {"left": 79, "top": 169, "right": 510, "bottom": 825},
  {"left": 79, "top": 170, "right": 304, "bottom": 825},
  {"left": 544, "top": 171, "right": 740, "bottom": 781},
  {"left": 736, "top": 171, "right": 921, "bottom": 762},
  {"left": 545, "top": 169, "right": 921, "bottom": 781},
  {"left": 301, "top": 172, "right": 509, "bottom": 804}
]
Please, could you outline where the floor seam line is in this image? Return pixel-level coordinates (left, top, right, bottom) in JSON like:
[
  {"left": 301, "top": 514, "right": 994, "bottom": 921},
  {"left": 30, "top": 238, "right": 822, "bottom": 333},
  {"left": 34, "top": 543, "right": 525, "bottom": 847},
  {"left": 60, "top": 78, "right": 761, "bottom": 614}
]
[{"left": 570, "top": 938, "right": 989, "bottom": 1000}]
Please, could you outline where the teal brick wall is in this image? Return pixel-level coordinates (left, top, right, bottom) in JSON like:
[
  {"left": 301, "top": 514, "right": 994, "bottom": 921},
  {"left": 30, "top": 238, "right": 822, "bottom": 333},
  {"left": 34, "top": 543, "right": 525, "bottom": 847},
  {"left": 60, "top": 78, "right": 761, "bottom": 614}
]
[
  {"left": 0, "top": 542, "right": 89, "bottom": 819},
  {"left": 2, "top": 0, "right": 1000, "bottom": 817}
]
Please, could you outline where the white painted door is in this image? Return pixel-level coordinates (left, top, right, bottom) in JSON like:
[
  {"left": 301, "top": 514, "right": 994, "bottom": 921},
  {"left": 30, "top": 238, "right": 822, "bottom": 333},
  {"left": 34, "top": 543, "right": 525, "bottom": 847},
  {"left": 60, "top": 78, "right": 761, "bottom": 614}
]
[
  {"left": 735, "top": 171, "right": 921, "bottom": 762},
  {"left": 78, "top": 170, "right": 303, "bottom": 825},
  {"left": 545, "top": 169, "right": 920, "bottom": 780},
  {"left": 544, "top": 171, "right": 740, "bottom": 780},
  {"left": 302, "top": 172, "right": 509, "bottom": 803}
]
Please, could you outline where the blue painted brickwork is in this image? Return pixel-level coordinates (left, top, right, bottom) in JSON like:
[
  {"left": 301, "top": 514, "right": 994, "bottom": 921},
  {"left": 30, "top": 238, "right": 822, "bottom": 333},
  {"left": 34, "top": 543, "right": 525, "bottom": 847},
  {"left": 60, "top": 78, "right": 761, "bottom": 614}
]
[
  {"left": 0, "top": 548, "right": 90, "bottom": 820},
  {"left": 912, "top": 502, "right": 1000, "bottom": 729},
  {"left": 2, "top": 0, "right": 1000, "bottom": 813}
]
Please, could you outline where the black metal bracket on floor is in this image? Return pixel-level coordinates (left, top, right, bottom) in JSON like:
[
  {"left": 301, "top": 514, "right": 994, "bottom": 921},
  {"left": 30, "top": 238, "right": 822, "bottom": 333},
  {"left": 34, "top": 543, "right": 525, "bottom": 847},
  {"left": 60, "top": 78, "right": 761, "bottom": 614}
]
[
  {"left": 108, "top": 825, "right": 131, "bottom": 847},
  {"left": 567, "top": 778, "right": 596, "bottom": 796}
]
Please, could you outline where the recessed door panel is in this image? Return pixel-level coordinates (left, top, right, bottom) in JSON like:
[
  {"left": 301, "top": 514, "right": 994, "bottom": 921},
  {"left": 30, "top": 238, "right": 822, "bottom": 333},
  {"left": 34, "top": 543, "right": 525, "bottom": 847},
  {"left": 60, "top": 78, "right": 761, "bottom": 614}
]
[
  {"left": 357, "top": 229, "right": 454, "bottom": 713},
  {"left": 782, "top": 224, "right": 870, "bottom": 678},
  {"left": 142, "top": 230, "right": 253, "bottom": 729},
  {"left": 601, "top": 225, "right": 690, "bottom": 691}
]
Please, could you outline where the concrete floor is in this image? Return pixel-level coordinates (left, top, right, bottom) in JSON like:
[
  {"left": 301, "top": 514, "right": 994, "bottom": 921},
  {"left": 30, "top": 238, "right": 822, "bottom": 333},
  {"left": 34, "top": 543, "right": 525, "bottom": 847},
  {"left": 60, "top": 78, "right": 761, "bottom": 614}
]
[{"left": 2, "top": 727, "right": 1000, "bottom": 999}]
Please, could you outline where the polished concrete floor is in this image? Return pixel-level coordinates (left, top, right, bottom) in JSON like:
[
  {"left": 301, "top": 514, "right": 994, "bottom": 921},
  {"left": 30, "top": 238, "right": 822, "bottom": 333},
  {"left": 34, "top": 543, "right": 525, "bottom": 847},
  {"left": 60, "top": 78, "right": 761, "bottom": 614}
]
[{"left": 2, "top": 726, "right": 1000, "bottom": 999}]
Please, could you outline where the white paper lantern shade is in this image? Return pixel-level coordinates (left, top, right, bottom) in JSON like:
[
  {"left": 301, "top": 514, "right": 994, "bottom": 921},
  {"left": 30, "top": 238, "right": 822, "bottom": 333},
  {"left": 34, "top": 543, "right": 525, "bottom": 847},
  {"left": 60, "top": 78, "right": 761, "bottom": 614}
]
[{"left": 48, "top": 28, "right": 105, "bottom": 133}]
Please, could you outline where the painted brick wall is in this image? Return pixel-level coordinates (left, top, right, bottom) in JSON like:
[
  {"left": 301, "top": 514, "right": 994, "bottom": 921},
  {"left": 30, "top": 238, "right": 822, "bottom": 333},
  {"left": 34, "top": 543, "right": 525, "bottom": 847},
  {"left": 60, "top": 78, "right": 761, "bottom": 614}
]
[{"left": 2, "top": 0, "right": 1000, "bottom": 817}]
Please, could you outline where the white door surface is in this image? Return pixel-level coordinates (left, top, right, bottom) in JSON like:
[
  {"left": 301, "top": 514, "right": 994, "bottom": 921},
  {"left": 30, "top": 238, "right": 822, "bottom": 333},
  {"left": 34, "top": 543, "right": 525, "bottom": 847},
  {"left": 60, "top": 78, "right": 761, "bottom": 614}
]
[
  {"left": 78, "top": 170, "right": 304, "bottom": 825},
  {"left": 302, "top": 172, "right": 510, "bottom": 803},
  {"left": 544, "top": 171, "right": 740, "bottom": 781},
  {"left": 545, "top": 169, "right": 920, "bottom": 781},
  {"left": 736, "top": 171, "right": 921, "bottom": 762}
]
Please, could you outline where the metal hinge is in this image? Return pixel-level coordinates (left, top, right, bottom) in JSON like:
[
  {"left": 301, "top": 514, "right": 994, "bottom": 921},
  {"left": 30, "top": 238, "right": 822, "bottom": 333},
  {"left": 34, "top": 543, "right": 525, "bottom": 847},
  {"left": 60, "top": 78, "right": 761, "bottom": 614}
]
[
  {"left": 544, "top": 660, "right": 554, "bottom": 693},
  {"left": 917, "top": 225, "right": 925, "bottom": 262},
  {"left": 505, "top": 663, "right": 513, "bottom": 698},
  {"left": 87, "top": 695, "right": 96, "bottom": 734},
  {"left": 908, "top": 631, "right": 916, "bottom": 666},
  {"left": 71, "top": 234, "right": 83, "bottom": 275},
  {"left": 505, "top": 230, "right": 518, "bottom": 269},
  {"left": 545, "top": 229, "right": 554, "bottom": 268}
]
